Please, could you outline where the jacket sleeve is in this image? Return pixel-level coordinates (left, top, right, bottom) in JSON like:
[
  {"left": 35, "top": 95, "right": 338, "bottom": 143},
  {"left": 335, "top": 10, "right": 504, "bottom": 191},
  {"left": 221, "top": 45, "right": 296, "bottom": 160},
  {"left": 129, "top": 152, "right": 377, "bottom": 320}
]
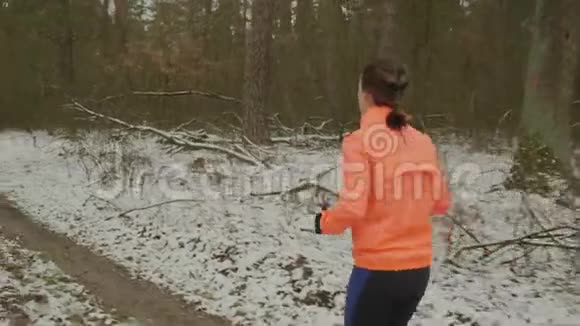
[
  {"left": 319, "top": 136, "right": 371, "bottom": 234},
  {"left": 432, "top": 148, "right": 451, "bottom": 215},
  {"left": 432, "top": 175, "right": 451, "bottom": 215}
]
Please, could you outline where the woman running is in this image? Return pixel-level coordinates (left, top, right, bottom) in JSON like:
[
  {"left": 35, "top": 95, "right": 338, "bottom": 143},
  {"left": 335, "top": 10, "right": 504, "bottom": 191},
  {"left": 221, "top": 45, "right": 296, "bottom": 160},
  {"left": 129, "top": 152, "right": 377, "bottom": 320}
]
[{"left": 314, "top": 59, "right": 451, "bottom": 326}]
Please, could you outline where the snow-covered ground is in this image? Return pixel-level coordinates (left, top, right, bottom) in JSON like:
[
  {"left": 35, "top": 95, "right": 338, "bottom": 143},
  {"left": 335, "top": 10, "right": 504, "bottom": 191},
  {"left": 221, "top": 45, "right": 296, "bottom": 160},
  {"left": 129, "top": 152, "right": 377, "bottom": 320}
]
[
  {"left": 0, "top": 129, "right": 578, "bottom": 325},
  {"left": 0, "top": 234, "right": 137, "bottom": 326}
]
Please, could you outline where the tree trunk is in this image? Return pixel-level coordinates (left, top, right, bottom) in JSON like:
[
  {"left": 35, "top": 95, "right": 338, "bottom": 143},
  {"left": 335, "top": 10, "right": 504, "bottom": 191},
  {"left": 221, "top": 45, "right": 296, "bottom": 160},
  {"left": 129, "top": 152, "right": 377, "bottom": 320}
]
[
  {"left": 291, "top": 0, "right": 323, "bottom": 122},
  {"left": 319, "top": 0, "right": 345, "bottom": 121},
  {"left": 565, "top": 2, "right": 580, "bottom": 283},
  {"left": 242, "top": 0, "right": 274, "bottom": 144},
  {"left": 100, "top": 0, "right": 113, "bottom": 58},
  {"left": 240, "top": 0, "right": 248, "bottom": 45},
  {"left": 367, "top": 0, "right": 398, "bottom": 60},
  {"left": 407, "top": 0, "right": 434, "bottom": 115},
  {"left": 273, "top": 0, "right": 295, "bottom": 120},
  {"left": 114, "top": 0, "right": 128, "bottom": 53},
  {"left": 277, "top": 0, "right": 292, "bottom": 35},
  {"left": 59, "top": 0, "right": 75, "bottom": 86},
  {"left": 202, "top": 0, "right": 213, "bottom": 57},
  {"left": 520, "top": 0, "right": 577, "bottom": 164},
  {"left": 573, "top": 144, "right": 580, "bottom": 282},
  {"left": 520, "top": 0, "right": 580, "bottom": 278}
]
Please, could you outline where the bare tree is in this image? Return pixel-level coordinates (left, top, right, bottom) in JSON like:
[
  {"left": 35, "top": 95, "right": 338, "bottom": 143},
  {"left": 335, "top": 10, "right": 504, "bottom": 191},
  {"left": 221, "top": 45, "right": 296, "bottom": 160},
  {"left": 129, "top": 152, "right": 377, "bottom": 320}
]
[
  {"left": 114, "top": 0, "right": 129, "bottom": 53},
  {"left": 99, "top": 0, "right": 113, "bottom": 58},
  {"left": 520, "top": 0, "right": 580, "bottom": 278},
  {"left": 521, "top": 0, "right": 578, "bottom": 163},
  {"left": 367, "top": 0, "right": 398, "bottom": 59},
  {"left": 242, "top": 0, "right": 274, "bottom": 143},
  {"left": 59, "top": 0, "right": 75, "bottom": 86}
]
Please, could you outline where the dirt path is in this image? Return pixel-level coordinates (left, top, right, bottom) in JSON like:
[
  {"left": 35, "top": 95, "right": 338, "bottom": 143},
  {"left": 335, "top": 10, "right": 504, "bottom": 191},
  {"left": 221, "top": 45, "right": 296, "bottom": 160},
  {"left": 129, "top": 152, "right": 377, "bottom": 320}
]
[{"left": 0, "top": 196, "right": 230, "bottom": 326}]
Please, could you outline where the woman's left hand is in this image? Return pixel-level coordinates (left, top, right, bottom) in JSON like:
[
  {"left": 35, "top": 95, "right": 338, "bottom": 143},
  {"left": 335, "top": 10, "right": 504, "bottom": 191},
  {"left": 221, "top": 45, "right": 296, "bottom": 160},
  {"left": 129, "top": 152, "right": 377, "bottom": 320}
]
[{"left": 314, "top": 212, "right": 323, "bottom": 234}]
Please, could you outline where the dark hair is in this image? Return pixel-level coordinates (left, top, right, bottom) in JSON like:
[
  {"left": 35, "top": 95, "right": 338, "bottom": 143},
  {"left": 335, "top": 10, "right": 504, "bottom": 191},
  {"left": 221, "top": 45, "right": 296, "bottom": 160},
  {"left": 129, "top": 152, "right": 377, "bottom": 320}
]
[{"left": 361, "top": 59, "right": 410, "bottom": 130}]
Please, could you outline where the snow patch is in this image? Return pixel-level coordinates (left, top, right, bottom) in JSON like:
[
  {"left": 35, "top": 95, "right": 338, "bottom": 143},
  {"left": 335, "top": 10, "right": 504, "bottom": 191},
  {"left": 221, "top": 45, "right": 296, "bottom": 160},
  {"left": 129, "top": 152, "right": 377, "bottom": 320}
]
[{"left": 0, "top": 129, "right": 578, "bottom": 325}]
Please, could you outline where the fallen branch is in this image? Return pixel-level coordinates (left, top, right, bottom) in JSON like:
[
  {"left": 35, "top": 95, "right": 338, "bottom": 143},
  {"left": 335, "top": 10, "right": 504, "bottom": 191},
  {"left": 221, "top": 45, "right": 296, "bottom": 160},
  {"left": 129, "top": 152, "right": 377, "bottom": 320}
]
[
  {"left": 268, "top": 113, "right": 295, "bottom": 136},
  {"left": 518, "top": 240, "right": 579, "bottom": 250},
  {"left": 251, "top": 166, "right": 338, "bottom": 197},
  {"left": 234, "top": 143, "right": 270, "bottom": 168},
  {"left": 98, "top": 90, "right": 242, "bottom": 104},
  {"left": 497, "top": 109, "right": 513, "bottom": 128},
  {"left": 243, "top": 136, "right": 274, "bottom": 155},
  {"left": 222, "top": 111, "right": 243, "bottom": 125},
  {"left": 107, "top": 199, "right": 202, "bottom": 220},
  {"left": 81, "top": 195, "right": 120, "bottom": 210},
  {"left": 453, "top": 225, "right": 579, "bottom": 258},
  {"left": 445, "top": 213, "right": 496, "bottom": 257},
  {"left": 251, "top": 182, "right": 337, "bottom": 198},
  {"left": 172, "top": 129, "right": 209, "bottom": 142},
  {"left": 446, "top": 214, "right": 482, "bottom": 245},
  {"left": 520, "top": 193, "right": 566, "bottom": 247},
  {"left": 67, "top": 101, "right": 264, "bottom": 166},
  {"left": 500, "top": 246, "right": 538, "bottom": 265},
  {"left": 171, "top": 118, "right": 197, "bottom": 132},
  {"left": 314, "top": 166, "right": 338, "bottom": 181},
  {"left": 271, "top": 135, "right": 340, "bottom": 143},
  {"left": 300, "top": 118, "right": 333, "bottom": 135},
  {"left": 268, "top": 114, "right": 340, "bottom": 140},
  {"left": 285, "top": 182, "right": 338, "bottom": 197}
]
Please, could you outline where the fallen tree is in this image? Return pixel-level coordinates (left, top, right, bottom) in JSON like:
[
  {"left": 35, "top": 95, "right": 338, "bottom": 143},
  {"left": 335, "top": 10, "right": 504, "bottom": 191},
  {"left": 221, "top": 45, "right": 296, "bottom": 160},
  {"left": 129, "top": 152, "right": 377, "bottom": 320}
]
[
  {"left": 446, "top": 191, "right": 579, "bottom": 269},
  {"left": 66, "top": 100, "right": 343, "bottom": 168},
  {"left": 250, "top": 166, "right": 338, "bottom": 199},
  {"left": 453, "top": 225, "right": 579, "bottom": 259},
  {"left": 67, "top": 101, "right": 265, "bottom": 166},
  {"left": 98, "top": 89, "right": 242, "bottom": 104}
]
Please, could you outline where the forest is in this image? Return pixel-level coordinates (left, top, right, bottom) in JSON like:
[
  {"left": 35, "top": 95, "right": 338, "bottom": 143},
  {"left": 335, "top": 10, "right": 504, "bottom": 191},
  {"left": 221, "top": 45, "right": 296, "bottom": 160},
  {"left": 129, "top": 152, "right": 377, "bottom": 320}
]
[
  {"left": 0, "top": 1, "right": 579, "bottom": 325},
  {"left": 1, "top": 1, "right": 577, "bottom": 133}
]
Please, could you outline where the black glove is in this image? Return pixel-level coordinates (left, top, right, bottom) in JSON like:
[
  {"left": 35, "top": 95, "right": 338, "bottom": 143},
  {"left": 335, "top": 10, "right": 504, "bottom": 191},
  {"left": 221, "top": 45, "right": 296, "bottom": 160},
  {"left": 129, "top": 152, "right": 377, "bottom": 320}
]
[
  {"left": 314, "top": 203, "right": 328, "bottom": 235},
  {"left": 314, "top": 212, "right": 322, "bottom": 234}
]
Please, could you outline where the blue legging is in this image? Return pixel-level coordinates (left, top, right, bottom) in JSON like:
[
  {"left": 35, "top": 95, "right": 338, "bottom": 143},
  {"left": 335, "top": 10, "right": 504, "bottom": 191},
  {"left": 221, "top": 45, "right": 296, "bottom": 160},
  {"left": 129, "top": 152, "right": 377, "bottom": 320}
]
[{"left": 345, "top": 266, "right": 430, "bottom": 326}]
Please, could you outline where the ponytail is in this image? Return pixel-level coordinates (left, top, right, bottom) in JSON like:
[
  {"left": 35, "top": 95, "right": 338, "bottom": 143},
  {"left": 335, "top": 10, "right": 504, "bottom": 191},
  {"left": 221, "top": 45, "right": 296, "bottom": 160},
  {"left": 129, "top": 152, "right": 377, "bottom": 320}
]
[{"left": 386, "top": 109, "right": 409, "bottom": 131}]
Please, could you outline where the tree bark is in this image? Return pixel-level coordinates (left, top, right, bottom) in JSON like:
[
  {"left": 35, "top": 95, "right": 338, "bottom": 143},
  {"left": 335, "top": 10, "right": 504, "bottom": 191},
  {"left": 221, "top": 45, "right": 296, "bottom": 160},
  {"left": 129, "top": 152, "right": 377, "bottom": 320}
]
[
  {"left": 272, "top": 0, "right": 295, "bottom": 120},
  {"left": 100, "top": 0, "right": 113, "bottom": 58},
  {"left": 202, "top": 0, "right": 213, "bottom": 57},
  {"left": 367, "top": 0, "right": 398, "bottom": 60},
  {"left": 573, "top": 144, "right": 580, "bottom": 282},
  {"left": 277, "top": 0, "right": 292, "bottom": 35},
  {"left": 520, "top": 0, "right": 580, "bottom": 278},
  {"left": 521, "top": 0, "right": 578, "bottom": 164},
  {"left": 114, "top": 0, "right": 128, "bottom": 53},
  {"left": 59, "top": 0, "right": 75, "bottom": 86},
  {"left": 319, "top": 0, "right": 346, "bottom": 121},
  {"left": 242, "top": 0, "right": 274, "bottom": 144}
]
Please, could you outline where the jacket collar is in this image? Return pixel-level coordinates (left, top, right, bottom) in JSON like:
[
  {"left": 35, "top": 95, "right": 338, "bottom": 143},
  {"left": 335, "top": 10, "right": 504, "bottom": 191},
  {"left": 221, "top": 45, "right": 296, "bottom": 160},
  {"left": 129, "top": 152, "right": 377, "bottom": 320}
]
[{"left": 360, "top": 106, "right": 392, "bottom": 128}]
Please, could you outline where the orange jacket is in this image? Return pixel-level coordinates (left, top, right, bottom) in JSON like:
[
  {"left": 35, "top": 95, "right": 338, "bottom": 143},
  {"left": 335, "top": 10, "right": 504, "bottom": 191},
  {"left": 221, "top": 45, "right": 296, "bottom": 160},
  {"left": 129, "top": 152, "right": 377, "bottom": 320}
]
[{"left": 319, "top": 106, "right": 451, "bottom": 271}]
